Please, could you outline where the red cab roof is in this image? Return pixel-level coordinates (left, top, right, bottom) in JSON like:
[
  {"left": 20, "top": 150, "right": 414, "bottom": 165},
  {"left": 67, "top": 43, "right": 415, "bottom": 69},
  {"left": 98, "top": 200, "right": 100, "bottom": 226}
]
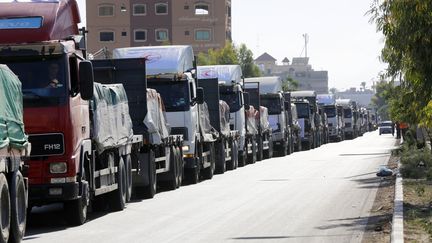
[{"left": 0, "top": 0, "right": 81, "bottom": 44}]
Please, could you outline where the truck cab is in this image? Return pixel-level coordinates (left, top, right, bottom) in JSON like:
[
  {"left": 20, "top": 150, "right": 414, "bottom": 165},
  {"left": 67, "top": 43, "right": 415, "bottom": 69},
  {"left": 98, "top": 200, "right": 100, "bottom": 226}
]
[
  {"left": 294, "top": 100, "right": 315, "bottom": 150},
  {"left": 323, "top": 104, "right": 343, "bottom": 141}
]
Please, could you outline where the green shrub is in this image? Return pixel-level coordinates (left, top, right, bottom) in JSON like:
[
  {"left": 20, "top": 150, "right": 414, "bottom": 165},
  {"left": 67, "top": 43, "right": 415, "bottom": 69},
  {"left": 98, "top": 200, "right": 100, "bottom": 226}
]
[{"left": 400, "top": 147, "right": 432, "bottom": 179}]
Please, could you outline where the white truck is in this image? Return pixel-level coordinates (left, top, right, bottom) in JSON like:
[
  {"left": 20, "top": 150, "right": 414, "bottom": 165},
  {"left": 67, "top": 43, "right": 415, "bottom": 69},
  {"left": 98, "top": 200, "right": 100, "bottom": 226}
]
[
  {"left": 197, "top": 66, "right": 240, "bottom": 173},
  {"left": 336, "top": 99, "right": 355, "bottom": 139},
  {"left": 113, "top": 46, "right": 216, "bottom": 184},
  {"left": 0, "top": 65, "right": 30, "bottom": 243},
  {"left": 317, "top": 94, "right": 343, "bottom": 142},
  {"left": 245, "top": 77, "right": 291, "bottom": 156}
]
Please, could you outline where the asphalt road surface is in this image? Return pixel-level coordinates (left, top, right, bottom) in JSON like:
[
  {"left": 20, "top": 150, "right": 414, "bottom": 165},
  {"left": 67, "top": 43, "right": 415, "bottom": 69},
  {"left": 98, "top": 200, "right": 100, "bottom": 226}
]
[{"left": 25, "top": 131, "right": 397, "bottom": 243}]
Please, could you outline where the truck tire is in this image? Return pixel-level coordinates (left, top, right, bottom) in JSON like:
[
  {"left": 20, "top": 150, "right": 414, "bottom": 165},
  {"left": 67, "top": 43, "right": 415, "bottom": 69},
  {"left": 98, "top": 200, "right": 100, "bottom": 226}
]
[
  {"left": 174, "top": 146, "right": 183, "bottom": 188},
  {"left": 135, "top": 151, "right": 157, "bottom": 199},
  {"left": 238, "top": 149, "right": 246, "bottom": 167},
  {"left": 109, "top": 158, "right": 126, "bottom": 211},
  {"left": 9, "top": 171, "right": 26, "bottom": 243},
  {"left": 166, "top": 147, "right": 178, "bottom": 190},
  {"left": 248, "top": 139, "right": 257, "bottom": 164},
  {"left": 215, "top": 141, "right": 226, "bottom": 174},
  {"left": 64, "top": 172, "right": 89, "bottom": 226},
  {"left": 0, "top": 173, "right": 10, "bottom": 243},
  {"left": 227, "top": 139, "right": 238, "bottom": 170},
  {"left": 256, "top": 136, "right": 263, "bottom": 161},
  {"left": 123, "top": 155, "right": 132, "bottom": 202},
  {"left": 202, "top": 143, "right": 215, "bottom": 180}
]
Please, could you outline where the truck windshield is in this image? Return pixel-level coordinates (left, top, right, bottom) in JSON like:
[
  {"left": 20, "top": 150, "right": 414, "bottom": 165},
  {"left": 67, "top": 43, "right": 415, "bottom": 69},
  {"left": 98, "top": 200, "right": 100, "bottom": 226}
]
[
  {"left": 324, "top": 106, "right": 336, "bottom": 118},
  {"left": 296, "top": 103, "right": 310, "bottom": 119},
  {"left": 344, "top": 108, "right": 352, "bottom": 118},
  {"left": 261, "top": 97, "right": 282, "bottom": 115},
  {"left": 220, "top": 92, "right": 241, "bottom": 112},
  {"left": 148, "top": 81, "right": 190, "bottom": 112},
  {"left": 1, "top": 56, "right": 68, "bottom": 107}
]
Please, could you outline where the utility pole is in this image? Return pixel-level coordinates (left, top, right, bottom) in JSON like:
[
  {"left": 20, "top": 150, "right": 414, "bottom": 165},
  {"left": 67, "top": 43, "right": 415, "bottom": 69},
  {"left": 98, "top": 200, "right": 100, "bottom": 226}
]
[{"left": 303, "top": 33, "right": 309, "bottom": 58}]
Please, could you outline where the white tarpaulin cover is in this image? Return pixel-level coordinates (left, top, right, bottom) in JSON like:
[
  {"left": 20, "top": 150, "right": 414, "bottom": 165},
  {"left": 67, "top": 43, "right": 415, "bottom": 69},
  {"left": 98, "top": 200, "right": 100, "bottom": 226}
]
[
  {"left": 144, "top": 88, "right": 170, "bottom": 144},
  {"left": 245, "top": 76, "right": 282, "bottom": 94},
  {"left": 246, "top": 105, "right": 258, "bottom": 135},
  {"left": 197, "top": 65, "right": 242, "bottom": 85},
  {"left": 219, "top": 100, "right": 231, "bottom": 136},
  {"left": 199, "top": 102, "right": 218, "bottom": 141},
  {"left": 259, "top": 106, "right": 270, "bottom": 132},
  {"left": 113, "top": 46, "right": 194, "bottom": 76},
  {"left": 92, "top": 83, "right": 133, "bottom": 153}
]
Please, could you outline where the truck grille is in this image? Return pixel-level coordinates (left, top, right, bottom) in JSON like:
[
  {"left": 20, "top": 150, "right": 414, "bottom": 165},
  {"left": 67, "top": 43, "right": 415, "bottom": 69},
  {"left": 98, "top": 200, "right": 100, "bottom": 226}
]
[{"left": 28, "top": 133, "right": 65, "bottom": 157}]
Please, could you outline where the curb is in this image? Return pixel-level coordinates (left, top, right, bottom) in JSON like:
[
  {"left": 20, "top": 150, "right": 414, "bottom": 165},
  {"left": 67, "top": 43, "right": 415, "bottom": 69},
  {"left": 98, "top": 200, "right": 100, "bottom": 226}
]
[{"left": 391, "top": 161, "right": 404, "bottom": 243}]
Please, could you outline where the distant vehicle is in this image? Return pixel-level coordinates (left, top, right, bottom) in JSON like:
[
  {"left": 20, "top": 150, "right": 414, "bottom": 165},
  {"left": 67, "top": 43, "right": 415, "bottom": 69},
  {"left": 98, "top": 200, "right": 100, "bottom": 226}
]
[{"left": 379, "top": 121, "right": 393, "bottom": 135}]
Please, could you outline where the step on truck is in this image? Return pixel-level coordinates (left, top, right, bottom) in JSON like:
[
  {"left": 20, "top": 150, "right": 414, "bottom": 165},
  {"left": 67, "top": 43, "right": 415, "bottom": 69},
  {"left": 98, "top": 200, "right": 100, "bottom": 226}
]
[
  {"left": 197, "top": 66, "right": 240, "bottom": 172},
  {"left": 205, "top": 65, "right": 256, "bottom": 166},
  {"left": 91, "top": 58, "right": 184, "bottom": 198},
  {"left": 0, "top": 0, "right": 143, "bottom": 225},
  {"left": 112, "top": 46, "right": 216, "bottom": 184},
  {"left": 246, "top": 77, "right": 292, "bottom": 157},
  {"left": 243, "top": 82, "right": 273, "bottom": 160},
  {"left": 0, "top": 65, "right": 31, "bottom": 243}
]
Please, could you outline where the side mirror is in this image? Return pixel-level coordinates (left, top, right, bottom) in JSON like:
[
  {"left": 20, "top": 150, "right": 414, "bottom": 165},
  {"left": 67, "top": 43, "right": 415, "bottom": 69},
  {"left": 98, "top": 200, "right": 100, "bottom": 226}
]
[
  {"left": 79, "top": 61, "right": 94, "bottom": 100},
  {"left": 243, "top": 92, "right": 250, "bottom": 110},
  {"left": 196, "top": 87, "right": 204, "bottom": 104}
]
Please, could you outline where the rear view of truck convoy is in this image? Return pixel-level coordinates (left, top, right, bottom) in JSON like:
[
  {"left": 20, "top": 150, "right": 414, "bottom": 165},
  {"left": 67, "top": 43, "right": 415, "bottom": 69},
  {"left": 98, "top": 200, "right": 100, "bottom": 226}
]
[
  {"left": 0, "top": 65, "right": 30, "bottom": 243},
  {"left": 0, "top": 0, "right": 143, "bottom": 225},
  {"left": 113, "top": 46, "right": 216, "bottom": 184}
]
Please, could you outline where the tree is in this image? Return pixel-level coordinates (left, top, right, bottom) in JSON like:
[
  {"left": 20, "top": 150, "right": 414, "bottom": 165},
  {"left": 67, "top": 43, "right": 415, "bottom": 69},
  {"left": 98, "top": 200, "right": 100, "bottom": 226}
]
[
  {"left": 360, "top": 82, "right": 366, "bottom": 91},
  {"left": 329, "top": 87, "right": 338, "bottom": 95},
  {"left": 282, "top": 77, "right": 299, "bottom": 92},
  {"left": 237, "top": 44, "right": 261, "bottom": 78}
]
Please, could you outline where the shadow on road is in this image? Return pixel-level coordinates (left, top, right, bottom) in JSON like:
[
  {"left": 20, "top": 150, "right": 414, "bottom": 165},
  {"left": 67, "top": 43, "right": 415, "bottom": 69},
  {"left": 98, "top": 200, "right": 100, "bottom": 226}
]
[
  {"left": 316, "top": 214, "right": 392, "bottom": 231},
  {"left": 231, "top": 233, "right": 353, "bottom": 240},
  {"left": 352, "top": 176, "right": 394, "bottom": 189}
]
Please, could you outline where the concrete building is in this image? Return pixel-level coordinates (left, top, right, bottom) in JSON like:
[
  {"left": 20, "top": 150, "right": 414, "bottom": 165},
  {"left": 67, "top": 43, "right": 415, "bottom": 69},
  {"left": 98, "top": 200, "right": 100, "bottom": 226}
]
[
  {"left": 255, "top": 53, "right": 329, "bottom": 94},
  {"left": 336, "top": 88, "right": 375, "bottom": 107},
  {"left": 86, "top": 0, "right": 231, "bottom": 57}
]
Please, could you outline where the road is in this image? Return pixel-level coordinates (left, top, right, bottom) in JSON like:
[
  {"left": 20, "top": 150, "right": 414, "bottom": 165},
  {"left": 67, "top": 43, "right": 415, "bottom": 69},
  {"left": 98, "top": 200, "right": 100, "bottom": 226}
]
[{"left": 25, "top": 131, "right": 397, "bottom": 243}]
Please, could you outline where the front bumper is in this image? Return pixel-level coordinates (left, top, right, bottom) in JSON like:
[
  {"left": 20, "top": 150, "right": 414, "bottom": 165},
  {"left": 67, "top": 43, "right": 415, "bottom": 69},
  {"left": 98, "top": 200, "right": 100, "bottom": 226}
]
[{"left": 29, "top": 182, "right": 80, "bottom": 205}]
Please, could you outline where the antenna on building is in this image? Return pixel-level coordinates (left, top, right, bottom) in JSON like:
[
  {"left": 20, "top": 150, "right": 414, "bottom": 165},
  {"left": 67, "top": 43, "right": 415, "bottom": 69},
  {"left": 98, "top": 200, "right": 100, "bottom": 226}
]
[
  {"left": 256, "top": 34, "right": 260, "bottom": 54},
  {"left": 303, "top": 33, "right": 309, "bottom": 58}
]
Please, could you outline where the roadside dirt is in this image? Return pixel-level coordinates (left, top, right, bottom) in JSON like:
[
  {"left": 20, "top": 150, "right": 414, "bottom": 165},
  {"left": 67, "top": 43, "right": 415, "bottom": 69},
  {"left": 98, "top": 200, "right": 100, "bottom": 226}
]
[{"left": 361, "top": 143, "right": 399, "bottom": 243}]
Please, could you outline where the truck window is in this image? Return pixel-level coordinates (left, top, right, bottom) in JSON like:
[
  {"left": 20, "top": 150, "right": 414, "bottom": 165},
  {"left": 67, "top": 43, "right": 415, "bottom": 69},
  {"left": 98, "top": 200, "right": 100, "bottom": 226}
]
[
  {"left": 324, "top": 106, "right": 336, "bottom": 118},
  {"left": 220, "top": 91, "right": 241, "bottom": 113},
  {"left": 149, "top": 81, "right": 190, "bottom": 112},
  {"left": 344, "top": 108, "right": 352, "bottom": 118},
  {"left": 260, "top": 97, "right": 282, "bottom": 115},
  {"left": 295, "top": 103, "right": 310, "bottom": 119},
  {"left": 69, "top": 57, "right": 79, "bottom": 96}
]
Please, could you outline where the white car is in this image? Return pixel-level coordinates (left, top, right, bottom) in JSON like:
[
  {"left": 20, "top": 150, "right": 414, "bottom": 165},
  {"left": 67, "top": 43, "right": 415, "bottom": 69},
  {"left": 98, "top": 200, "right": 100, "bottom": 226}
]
[{"left": 379, "top": 121, "right": 393, "bottom": 135}]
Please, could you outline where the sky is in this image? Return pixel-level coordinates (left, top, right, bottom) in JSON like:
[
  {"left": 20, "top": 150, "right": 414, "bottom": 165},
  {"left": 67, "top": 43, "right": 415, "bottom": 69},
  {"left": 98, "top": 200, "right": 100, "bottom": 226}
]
[{"left": 75, "top": 0, "right": 386, "bottom": 91}]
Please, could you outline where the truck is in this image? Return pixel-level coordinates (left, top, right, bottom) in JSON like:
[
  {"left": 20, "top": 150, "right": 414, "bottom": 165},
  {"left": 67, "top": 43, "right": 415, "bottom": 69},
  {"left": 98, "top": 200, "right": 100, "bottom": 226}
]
[
  {"left": 246, "top": 77, "right": 292, "bottom": 156},
  {"left": 318, "top": 94, "right": 343, "bottom": 142},
  {"left": 91, "top": 58, "right": 184, "bottom": 198},
  {"left": 0, "top": 0, "right": 143, "bottom": 225},
  {"left": 293, "top": 100, "right": 315, "bottom": 150},
  {"left": 291, "top": 91, "right": 320, "bottom": 148},
  {"left": 197, "top": 66, "right": 240, "bottom": 172},
  {"left": 243, "top": 82, "right": 273, "bottom": 160},
  {"left": 336, "top": 99, "right": 355, "bottom": 139},
  {"left": 0, "top": 65, "right": 31, "bottom": 243},
  {"left": 112, "top": 46, "right": 217, "bottom": 184},
  {"left": 202, "top": 65, "right": 257, "bottom": 166}
]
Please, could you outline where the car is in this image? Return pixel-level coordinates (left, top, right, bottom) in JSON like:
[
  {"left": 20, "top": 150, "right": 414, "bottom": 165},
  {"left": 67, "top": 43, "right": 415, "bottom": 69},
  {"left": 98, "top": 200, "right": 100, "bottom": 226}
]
[{"left": 379, "top": 121, "right": 393, "bottom": 135}]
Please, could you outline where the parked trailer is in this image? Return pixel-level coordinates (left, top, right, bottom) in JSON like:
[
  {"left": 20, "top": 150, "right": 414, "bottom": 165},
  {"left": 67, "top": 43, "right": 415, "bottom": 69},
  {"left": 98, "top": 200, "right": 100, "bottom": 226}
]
[
  {"left": 92, "top": 58, "right": 184, "bottom": 199},
  {"left": 0, "top": 65, "right": 30, "bottom": 243},
  {"left": 113, "top": 46, "right": 216, "bottom": 184},
  {"left": 197, "top": 67, "right": 240, "bottom": 173},
  {"left": 246, "top": 77, "right": 292, "bottom": 156},
  {"left": 0, "top": 0, "right": 142, "bottom": 225},
  {"left": 244, "top": 82, "right": 273, "bottom": 160}
]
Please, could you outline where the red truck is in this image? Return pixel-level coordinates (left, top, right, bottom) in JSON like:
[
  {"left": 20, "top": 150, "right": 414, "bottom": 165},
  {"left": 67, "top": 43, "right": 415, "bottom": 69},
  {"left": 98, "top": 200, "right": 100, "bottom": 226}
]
[{"left": 0, "top": 0, "right": 142, "bottom": 225}]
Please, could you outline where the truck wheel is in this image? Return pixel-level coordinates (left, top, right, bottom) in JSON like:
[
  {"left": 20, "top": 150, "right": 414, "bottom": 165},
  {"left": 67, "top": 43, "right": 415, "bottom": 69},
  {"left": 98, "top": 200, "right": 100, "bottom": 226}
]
[
  {"left": 249, "top": 139, "right": 257, "bottom": 164},
  {"left": 215, "top": 141, "right": 226, "bottom": 174},
  {"left": 64, "top": 174, "right": 89, "bottom": 226},
  {"left": 135, "top": 151, "right": 157, "bottom": 199},
  {"left": 175, "top": 146, "right": 183, "bottom": 188},
  {"left": 109, "top": 158, "right": 126, "bottom": 211},
  {"left": 238, "top": 149, "right": 246, "bottom": 167},
  {"left": 123, "top": 155, "right": 133, "bottom": 202},
  {"left": 256, "top": 137, "right": 263, "bottom": 162},
  {"left": 232, "top": 140, "right": 239, "bottom": 170},
  {"left": 0, "top": 173, "right": 10, "bottom": 243},
  {"left": 166, "top": 147, "right": 178, "bottom": 190},
  {"left": 202, "top": 143, "right": 215, "bottom": 180},
  {"left": 9, "top": 171, "right": 26, "bottom": 243}
]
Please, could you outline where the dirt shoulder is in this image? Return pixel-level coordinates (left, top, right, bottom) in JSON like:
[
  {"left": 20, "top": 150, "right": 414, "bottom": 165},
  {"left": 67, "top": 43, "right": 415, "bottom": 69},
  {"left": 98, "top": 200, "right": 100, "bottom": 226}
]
[{"left": 361, "top": 153, "right": 398, "bottom": 243}]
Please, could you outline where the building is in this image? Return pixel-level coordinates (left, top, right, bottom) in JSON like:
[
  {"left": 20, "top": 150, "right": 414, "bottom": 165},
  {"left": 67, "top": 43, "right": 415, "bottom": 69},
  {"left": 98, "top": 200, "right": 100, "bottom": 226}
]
[
  {"left": 336, "top": 88, "right": 375, "bottom": 107},
  {"left": 255, "top": 53, "right": 329, "bottom": 94},
  {"left": 86, "top": 0, "right": 231, "bottom": 57}
]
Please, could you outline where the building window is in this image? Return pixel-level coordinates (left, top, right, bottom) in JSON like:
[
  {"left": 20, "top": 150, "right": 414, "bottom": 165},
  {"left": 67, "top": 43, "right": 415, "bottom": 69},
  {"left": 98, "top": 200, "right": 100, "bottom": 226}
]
[
  {"left": 121, "top": 31, "right": 127, "bottom": 37},
  {"left": 155, "top": 29, "right": 169, "bottom": 41},
  {"left": 98, "top": 4, "right": 114, "bottom": 17},
  {"left": 195, "top": 29, "right": 211, "bottom": 41},
  {"left": 134, "top": 29, "right": 147, "bottom": 42},
  {"left": 185, "top": 30, "right": 190, "bottom": 36},
  {"left": 155, "top": 3, "right": 168, "bottom": 15},
  {"left": 195, "top": 4, "right": 209, "bottom": 15},
  {"left": 133, "top": 4, "right": 147, "bottom": 16},
  {"left": 99, "top": 31, "right": 114, "bottom": 42},
  {"left": 184, "top": 5, "right": 189, "bottom": 10}
]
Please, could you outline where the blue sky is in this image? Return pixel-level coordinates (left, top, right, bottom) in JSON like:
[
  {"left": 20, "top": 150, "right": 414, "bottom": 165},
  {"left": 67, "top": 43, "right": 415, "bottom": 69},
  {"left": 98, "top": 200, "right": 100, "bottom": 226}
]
[{"left": 76, "top": 0, "right": 386, "bottom": 91}]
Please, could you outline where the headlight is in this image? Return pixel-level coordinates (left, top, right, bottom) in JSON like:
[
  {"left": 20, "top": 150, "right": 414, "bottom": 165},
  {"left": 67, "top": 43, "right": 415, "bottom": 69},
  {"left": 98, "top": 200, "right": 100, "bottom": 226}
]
[
  {"left": 182, "top": 145, "right": 190, "bottom": 152},
  {"left": 50, "top": 162, "right": 67, "bottom": 174}
]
